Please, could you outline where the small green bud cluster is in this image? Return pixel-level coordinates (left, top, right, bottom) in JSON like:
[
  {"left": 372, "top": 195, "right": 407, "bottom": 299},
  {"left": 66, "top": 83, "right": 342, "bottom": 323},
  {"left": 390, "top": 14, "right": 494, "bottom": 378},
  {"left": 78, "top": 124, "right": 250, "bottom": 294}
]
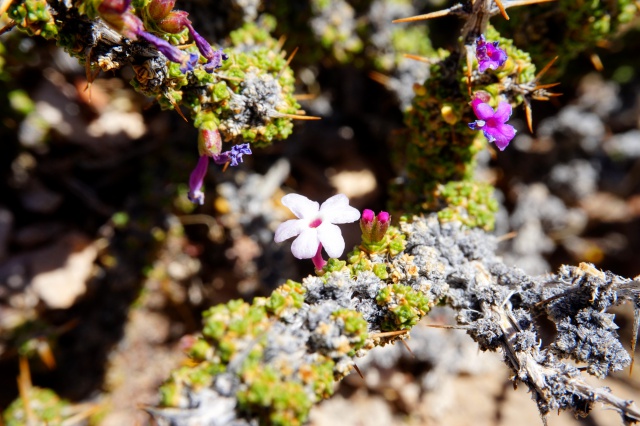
[
  {"left": 375, "top": 284, "right": 430, "bottom": 330},
  {"left": 8, "top": 0, "right": 58, "bottom": 38}
]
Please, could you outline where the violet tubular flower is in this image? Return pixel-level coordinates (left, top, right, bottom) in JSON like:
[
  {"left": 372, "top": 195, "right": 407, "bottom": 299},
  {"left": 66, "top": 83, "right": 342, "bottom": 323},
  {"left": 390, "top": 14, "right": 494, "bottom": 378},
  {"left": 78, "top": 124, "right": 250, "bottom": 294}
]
[
  {"left": 136, "top": 30, "right": 198, "bottom": 73},
  {"left": 187, "top": 154, "right": 208, "bottom": 205},
  {"left": 468, "top": 92, "right": 517, "bottom": 151},
  {"left": 274, "top": 194, "right": 360, "bottom": 270},
  {"left": 475, "top": 35, "right": 507, "bottom": 73},
  {"left": 187, "top": 143, "right": 252, "bottom": 205}
]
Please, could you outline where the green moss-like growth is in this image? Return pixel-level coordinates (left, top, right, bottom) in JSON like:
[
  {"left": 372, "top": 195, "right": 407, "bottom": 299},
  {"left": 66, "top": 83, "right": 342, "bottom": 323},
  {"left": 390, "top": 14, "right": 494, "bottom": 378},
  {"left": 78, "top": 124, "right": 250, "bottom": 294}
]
[
  {"left": 237, "top": 367, "right": 312, "bottom": 426},
  {"left": 266, "top": 280, "right": 306, "bottom": 317},
  {"left": 376, "top": 284, "right": 430, "bottom": 330},
  {"left": 3, "top": 387, "right": 69, "bottom": 426},
  {"left": 331, "top": 309, "right": 369, "bottom": 356},
  {"left": 299, "top": 359, "right": 335, "bottom": 400},
  {"left": 436, "top": 180, "right": 499, "bottom": 230}
]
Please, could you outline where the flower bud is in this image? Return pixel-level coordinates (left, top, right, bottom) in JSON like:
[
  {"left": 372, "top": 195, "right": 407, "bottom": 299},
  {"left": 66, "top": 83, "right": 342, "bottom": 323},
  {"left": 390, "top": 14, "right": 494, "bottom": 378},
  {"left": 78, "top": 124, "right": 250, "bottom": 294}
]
[
  {"left": 148, "top": 0, "right": 175, "bottom": 21},
  {"left": 372, "top": 211, "right": 390, "bottom": 242},
  {"left": 360, "top": 209, "right": 375, "bottom": 241},
  {"left": 157, "top": 10, "right": 189, "bottom": 34},
  {"left": 197, "top": 127, "right": 222, "bottom": 157}
]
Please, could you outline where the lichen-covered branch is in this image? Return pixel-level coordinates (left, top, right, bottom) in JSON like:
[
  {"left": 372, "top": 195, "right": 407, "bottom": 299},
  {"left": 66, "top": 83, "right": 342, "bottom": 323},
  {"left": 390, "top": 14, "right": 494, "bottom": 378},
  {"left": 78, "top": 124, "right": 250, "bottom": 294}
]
[{"left": 150, "top": 215, "right": 640, "bottom": 425}]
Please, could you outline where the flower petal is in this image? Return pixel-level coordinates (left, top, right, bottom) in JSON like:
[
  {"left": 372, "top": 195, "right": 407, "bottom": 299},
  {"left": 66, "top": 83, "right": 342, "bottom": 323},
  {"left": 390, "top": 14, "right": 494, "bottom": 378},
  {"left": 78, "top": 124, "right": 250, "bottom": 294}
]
[
  {"left": 274, "top": 219, "right": 306, "bottom": 243},
  {"left": 485, "top": 123, "right": 517, "bottom": 151},
  {"left": 291, "top": 228, "right": 320, "bottom": 259},
  {"left": 473, "top": 102, "right": 495, "bottom": 121},
  {"left": 320, "top": 194, "right": 361, "bottom": 224},
  {"left": 493, "top": 101, "right": 512, "bottom": 123},
  {"left": 317, "top": 223, "right": 345, "bottom": 258},
  {"left": 282, "top": 194, "right": 319, "bottom": 219}
]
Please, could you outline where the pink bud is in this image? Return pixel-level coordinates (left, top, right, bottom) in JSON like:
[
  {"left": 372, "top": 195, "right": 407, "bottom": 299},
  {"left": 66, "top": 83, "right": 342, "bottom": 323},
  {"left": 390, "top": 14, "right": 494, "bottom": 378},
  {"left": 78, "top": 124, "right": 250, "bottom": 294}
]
[
  {"left": 157, "top": 10, "right": 190, "bottom": 34},
  {"left": 362, "top": 209, "right": 375, "bottom": 224},
  {"left": 198, "top": 128, "right": 222, "bottom": 157},
  {"left": 360, "top": 209, "right": 375, "bottom": 241},
  {"left": 372, "top": 211, "right": 390, "bottom": 242},
  {"left": 377, "top": 211, "right": 390, "bottom": 224},
  {"left": 148, "top": 0, "right": 176, "bottom": 21}
]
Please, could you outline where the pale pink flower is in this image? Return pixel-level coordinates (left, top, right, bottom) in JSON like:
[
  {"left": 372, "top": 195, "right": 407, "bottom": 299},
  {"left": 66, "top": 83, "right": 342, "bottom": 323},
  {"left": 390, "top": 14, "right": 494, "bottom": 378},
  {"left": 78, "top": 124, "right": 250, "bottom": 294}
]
[{"left": 275, "top": 194, "right": 360, "bottom": 269}]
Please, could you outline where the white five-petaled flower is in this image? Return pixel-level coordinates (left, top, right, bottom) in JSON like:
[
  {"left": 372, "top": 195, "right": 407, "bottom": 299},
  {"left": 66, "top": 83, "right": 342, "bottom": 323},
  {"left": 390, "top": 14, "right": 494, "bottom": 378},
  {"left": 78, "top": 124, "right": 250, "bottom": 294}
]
[{"left": 274, "top": 193, "right": 361, "bottom": 260}]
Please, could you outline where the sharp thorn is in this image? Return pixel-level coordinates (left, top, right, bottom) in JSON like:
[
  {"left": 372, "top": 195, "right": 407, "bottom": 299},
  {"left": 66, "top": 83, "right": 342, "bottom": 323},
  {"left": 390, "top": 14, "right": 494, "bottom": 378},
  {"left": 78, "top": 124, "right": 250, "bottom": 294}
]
[
  {"left": 505, "top": 0, "right": 557, "bottom": 7},
  {"left": 494, "top": 0, "right": 510, "bottom": 20},
  {"left": 403, "top": 53, "right": 433, "bottom": 63},
  {"left": 400, "top": 339, "right": 415, "bottom": 358},
  {"left": 370, "top": 329, "right": 409, "bottom": 338},
  {"left": 524, "top": 101, "right": 533, "bottom": 133},
  {"left": 534, "top": 82, "right": 561, "bottom": 90},
  {"left": 534, "top": 55, "right": 559, "bottom": 81},
  {"left": 353, "top": 363, "right": 364, "bottom": 379},
  {"left": 278, "top": 46, "right": 299, "bottom": 78},
  {"left": 392, "top": 8, "right": 456, "bottom": 23},
  {"left": 277, "top": 113, "right": 321, "bottom": 121}
]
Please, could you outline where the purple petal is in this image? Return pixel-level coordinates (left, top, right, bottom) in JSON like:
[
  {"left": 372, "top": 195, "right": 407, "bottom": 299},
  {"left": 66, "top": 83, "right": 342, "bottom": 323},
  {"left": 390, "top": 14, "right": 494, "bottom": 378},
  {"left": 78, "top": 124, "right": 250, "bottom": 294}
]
[
  {"left": 274, "top": 219, "right": 306, "bottom": 242},
  {"left": 281, "top": 194, "right": 319, "bottom": 219},
  {"left": 493, "top": 101, "right": 512, "bottom": 123},
  {"left": 474, "top": 102, "right": 495, "bottom": 121},
  {"left": 188, "top": 155, "right": 209, "bottom": 205},
  {"left": 136, "top": 30, "right": 196, "bottom": 73},
  {"left": 484, "top": 123, "right": 517, "bottom": 151},
  {"left": 291, "top": 228, "right": 320, "bottom": 259},
  {"left": 228, "top": 144, "right": 251, "bottom": 166},
  {"left": 317, "top": 223, "right": 345, "bottom": 258}
]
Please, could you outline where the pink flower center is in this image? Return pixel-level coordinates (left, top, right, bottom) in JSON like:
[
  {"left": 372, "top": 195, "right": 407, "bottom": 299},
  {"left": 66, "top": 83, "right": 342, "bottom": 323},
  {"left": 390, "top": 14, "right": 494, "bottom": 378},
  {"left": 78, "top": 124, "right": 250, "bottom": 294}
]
[{"left": 309, "top": 218, "right": 322, "bottom": 228}]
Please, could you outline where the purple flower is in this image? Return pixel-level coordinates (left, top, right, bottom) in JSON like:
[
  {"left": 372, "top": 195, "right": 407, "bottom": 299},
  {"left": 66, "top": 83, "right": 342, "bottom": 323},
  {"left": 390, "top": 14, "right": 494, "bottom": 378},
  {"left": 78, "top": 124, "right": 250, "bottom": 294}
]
[
  {"left": 274, "top": 194, "right": 360, "bottom": 270},
  {"left": 211, "top": 144, "right": 252, "bottom": 167},
  {"left": 475, "top": 35, "right": 507, "bottom": 73},
  {"left": 468, "top": 92, "right": 516, "bottom": 151},
  {"left": 136, "top": 30, "right": 198, "bottom": 73},
  {"left": 188, "top": 154, "right": 209, "bottom": 205},
  {"left": 187, "top": 132, "right": 252, "bottom": 205},
  {"left": 185, "top": 22, "right": 228, "bottom": 72}
]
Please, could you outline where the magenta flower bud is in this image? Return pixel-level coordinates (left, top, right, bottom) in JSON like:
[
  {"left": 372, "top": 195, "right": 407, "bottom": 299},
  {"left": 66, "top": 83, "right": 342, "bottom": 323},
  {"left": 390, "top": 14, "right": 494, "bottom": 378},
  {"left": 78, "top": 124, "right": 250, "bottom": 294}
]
[
  {"left": 148, "top": 0, "right": 176, "bottom": 21},
  {"left": 372, "top": 211, "right": 390, "bottom": 242},
  {"left": 360, "top": 209, "right": 375, "bottom": 241},
  {"left": 377, "top": 211, "right": 390, "bottom": 224},
  {"left": 157, "top": 10, "right": 190, "bottom": 34}
]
